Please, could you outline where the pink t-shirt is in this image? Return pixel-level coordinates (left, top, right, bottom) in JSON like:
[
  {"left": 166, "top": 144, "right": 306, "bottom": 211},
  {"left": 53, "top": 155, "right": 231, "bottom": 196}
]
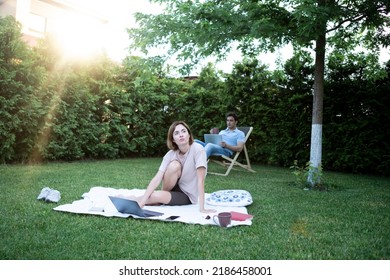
[{"left": 159, "top": 142, "right": 207, "bottom": 203}]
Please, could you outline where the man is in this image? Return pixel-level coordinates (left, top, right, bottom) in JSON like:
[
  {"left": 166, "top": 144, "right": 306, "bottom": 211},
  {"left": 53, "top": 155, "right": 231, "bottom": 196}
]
[{"left": 197, "top": 112, "right": 245, "bottom": 158}]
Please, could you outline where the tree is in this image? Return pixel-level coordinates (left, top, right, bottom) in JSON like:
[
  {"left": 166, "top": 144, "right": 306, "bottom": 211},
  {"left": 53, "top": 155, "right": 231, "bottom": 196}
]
[
  {"left": 129, "top": 0, "right": 389, "bottom": 186},
  {"left": 0, "top": 16, "right": 46, "bottom": 162}
]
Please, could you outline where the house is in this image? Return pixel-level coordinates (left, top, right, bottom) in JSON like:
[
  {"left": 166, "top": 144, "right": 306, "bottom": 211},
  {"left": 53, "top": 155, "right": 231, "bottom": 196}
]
[{"left": 0, "top": 0, "right": 109, "bottom": 47}]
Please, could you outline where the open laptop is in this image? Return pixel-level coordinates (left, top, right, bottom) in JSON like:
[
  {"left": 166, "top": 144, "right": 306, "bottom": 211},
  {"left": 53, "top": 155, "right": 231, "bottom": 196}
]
[
  {"left": 204, "top": 134, "right": 222, "bottom": 145},
  {"left": 109, "top": 196, "right": 164, "bottom": 218}
]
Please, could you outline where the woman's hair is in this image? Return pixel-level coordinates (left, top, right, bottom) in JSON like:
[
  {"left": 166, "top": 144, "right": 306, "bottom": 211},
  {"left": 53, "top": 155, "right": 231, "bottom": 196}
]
[{"left": 167, "top": 121, "right": 194, "bottom": 150}]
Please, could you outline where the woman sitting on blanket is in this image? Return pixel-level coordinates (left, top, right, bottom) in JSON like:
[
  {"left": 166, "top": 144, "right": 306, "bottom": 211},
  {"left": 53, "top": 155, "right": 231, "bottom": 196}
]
[{"left": 130, "top": 121, "right": 215, "bottom": 214}]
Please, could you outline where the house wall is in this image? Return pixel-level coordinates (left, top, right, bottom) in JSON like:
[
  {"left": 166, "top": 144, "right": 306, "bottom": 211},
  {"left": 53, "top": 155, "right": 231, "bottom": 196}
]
[
  {"left": 0, "top": 0, "right": 18, "bottom": 18},
  {"left": 1, "top": 0, "right": 109, "bottom": 46}
]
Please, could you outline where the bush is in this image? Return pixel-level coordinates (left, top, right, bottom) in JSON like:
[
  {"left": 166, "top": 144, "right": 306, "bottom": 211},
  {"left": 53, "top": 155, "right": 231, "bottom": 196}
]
[
  {"left": 1, "top": 16, "right": 389, "bottom": 175},
  {"left": 0, "top": 16, "right": 46, "bottom": 162}
]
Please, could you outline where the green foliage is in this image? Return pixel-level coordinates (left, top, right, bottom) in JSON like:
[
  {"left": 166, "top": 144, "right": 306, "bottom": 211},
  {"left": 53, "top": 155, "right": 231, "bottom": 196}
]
[
  {"left": 41, "top": 71, "right": 98, "bottom": 160},
  {"left": 174, "top": 63, "right": 227, "bottom": 138},
  {"left": 1, "top": 15, "right": 389, "bottom": 175},
  {"left": 273, "top": 51, "right": 314, "bottom": 166},
  {"left": 224, "top": 59, "right": 278, "bottom": 163},
  {"left": 290, "top": 160, "right": 325, "bottom": 191},
  {"left": 222, "top": 56, "right": 313, "bottom": 167},
  {"left": 130, "top": 0, "right": 389, "bottom": 66},
  {"left": 323, "top": 53, "right": 390, "bottom": 174},
  {"left": 128, "top": 0, "right": 389, "bottom": 181},
  {"left": 0, "top": 16, "right": 46, "bottom": 162},
  {"left": 290, "top": 160, "right": 310, "bottom": 187}
]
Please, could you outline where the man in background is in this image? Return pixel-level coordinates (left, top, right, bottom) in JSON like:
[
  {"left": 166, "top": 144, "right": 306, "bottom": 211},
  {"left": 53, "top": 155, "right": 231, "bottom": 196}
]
[{"left": 196, "top": 112, "right": 245, "bottom": 158}]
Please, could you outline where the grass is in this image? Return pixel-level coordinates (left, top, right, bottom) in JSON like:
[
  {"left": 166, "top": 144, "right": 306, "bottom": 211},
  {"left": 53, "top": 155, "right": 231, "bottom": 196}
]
[{"left": 0, "top": 158, "right": 389, "bottom": 260}]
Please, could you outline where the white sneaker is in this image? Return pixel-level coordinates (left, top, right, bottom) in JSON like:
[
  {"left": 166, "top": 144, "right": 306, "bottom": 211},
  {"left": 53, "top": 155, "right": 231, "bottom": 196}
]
[
  {"left": 37, "top": 187, "right": 52, "bottom": 200},
  {"left": 45, "top": 190, "right": 61, "bottom": 203}
]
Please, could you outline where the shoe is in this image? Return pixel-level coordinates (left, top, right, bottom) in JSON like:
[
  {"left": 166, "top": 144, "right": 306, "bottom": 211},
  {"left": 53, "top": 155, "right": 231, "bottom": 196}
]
[
  {"left": 37, "top": 187, "right": 52, "bottom": 200},
  {"left": 45, "top": 190, "right": 61, "bottom": 203}
]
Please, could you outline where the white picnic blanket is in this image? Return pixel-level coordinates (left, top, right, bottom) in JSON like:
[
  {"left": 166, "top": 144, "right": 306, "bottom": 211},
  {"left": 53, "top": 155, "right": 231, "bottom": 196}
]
[{"left": 53, "top": 186, "right": 253, "bottom": 227}]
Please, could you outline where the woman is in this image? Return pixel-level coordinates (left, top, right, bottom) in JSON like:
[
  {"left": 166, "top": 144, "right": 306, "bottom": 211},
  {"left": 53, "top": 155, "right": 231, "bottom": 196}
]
[{"left": 134, "top": 121, "right": 215, "bottom": 214}]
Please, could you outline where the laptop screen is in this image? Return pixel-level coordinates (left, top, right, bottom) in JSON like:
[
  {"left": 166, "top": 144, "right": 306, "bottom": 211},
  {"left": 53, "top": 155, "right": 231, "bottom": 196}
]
[
  {"left": 204, "top": 134, "right": 222, "bottom": 145},
  {"left": 109, "top": 196, "right": 163, "bottom": 217}
]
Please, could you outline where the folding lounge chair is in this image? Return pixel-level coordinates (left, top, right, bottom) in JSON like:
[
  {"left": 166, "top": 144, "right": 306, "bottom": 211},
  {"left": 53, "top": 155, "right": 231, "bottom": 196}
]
[{"left": 208, "top": 126, "right": 255, "bottom": 176}]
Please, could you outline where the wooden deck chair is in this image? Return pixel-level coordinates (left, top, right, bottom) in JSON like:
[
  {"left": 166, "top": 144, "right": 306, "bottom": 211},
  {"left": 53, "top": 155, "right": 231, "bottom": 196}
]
[{"left": 208, "top": 126, "right": 255, "bottom": 176}]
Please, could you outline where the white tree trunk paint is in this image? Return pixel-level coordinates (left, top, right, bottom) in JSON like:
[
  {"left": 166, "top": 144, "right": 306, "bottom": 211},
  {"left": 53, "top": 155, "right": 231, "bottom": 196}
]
[
  {"left": 308, "top": 124, "right": 322, "bottom": 185},
  {"left": 309, "top": 124, "right": 322, "bottom": 167}
]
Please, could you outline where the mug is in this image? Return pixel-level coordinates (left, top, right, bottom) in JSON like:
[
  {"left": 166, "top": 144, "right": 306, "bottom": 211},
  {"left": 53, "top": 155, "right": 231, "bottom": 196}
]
[{"left": 213, "top": 212, "right": 232, "bottom": 228}]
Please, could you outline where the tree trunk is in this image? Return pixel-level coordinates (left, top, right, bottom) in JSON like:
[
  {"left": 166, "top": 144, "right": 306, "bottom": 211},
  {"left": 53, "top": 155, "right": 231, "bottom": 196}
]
[{"left": 308, "top": 30, "right": 326, "bottom": 186}]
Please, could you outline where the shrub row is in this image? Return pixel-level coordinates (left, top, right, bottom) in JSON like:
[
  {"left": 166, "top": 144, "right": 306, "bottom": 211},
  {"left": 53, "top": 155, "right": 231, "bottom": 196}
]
[{"left": 1, "top": 16, "right": 389, "bottom": 175}]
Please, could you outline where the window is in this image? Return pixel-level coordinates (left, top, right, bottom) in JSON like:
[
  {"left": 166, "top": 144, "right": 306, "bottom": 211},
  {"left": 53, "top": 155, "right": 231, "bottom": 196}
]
[{"left": 28, "top": 13, "right": 46, "bottom": 34}]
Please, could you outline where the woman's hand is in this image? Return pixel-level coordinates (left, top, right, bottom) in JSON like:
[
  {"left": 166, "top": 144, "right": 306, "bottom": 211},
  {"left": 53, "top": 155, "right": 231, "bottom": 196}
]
[{"left": 200, "top": 208, "right": 217, "bottom": 214}]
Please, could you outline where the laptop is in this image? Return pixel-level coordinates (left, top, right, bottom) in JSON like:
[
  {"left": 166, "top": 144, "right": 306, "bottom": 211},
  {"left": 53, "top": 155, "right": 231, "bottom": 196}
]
[
  {"left": 204, "top": 134, "right": 222, "bottom": 145},
  {"left": 109, "top": 196, "right": 164, "bottom": 217}
]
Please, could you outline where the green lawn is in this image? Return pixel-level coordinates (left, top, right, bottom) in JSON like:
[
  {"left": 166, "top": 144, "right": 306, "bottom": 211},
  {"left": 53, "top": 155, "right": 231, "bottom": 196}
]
[{"left": 0, "top": 158, "right": 389, "bottom": 260}]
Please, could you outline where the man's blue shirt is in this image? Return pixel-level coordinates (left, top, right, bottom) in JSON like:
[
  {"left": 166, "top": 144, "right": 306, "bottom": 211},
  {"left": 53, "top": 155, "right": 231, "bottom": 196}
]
[{"left": 219, "top": 127, "right": 245, "bottom": 147}]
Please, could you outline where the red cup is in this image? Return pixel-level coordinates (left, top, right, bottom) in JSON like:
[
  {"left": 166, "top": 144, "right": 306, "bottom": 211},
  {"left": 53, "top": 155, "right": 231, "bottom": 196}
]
[{"left": 213, "top": 212, "right": 231, "bottom": 227}]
